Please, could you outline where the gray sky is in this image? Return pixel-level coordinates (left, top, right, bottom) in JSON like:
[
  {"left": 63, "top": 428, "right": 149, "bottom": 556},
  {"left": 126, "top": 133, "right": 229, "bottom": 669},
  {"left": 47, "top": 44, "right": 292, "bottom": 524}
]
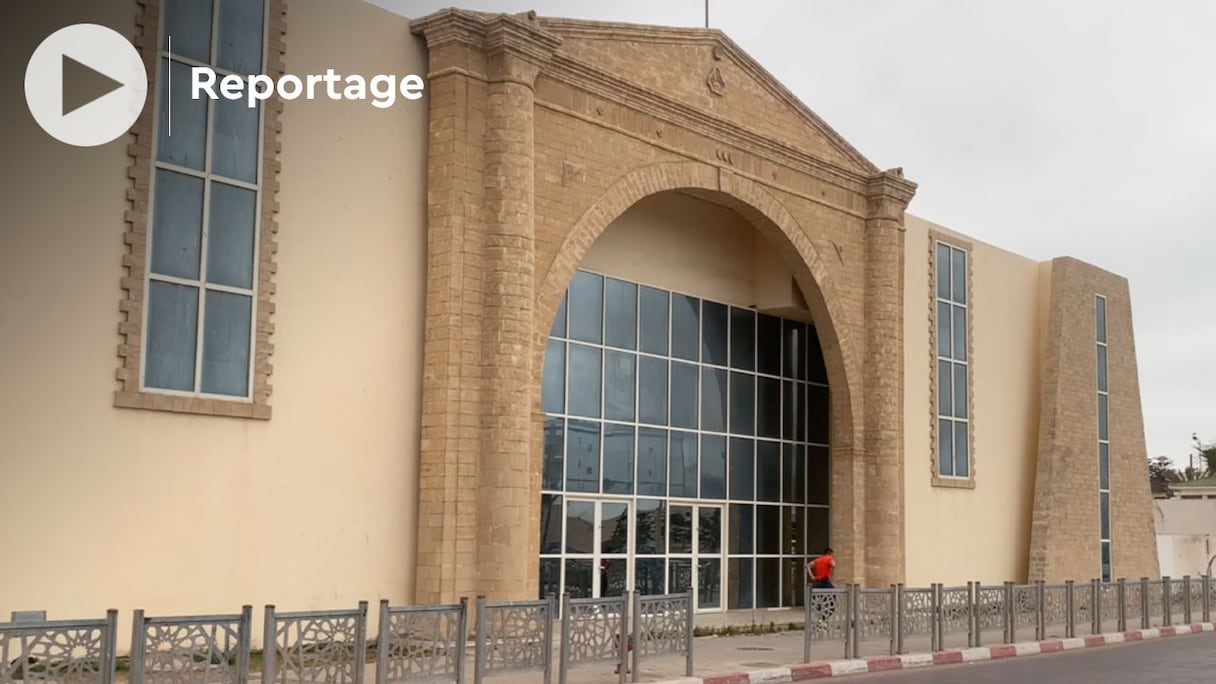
[{"left": 374, "top": 0, "right": 1216, "bottom": 468}]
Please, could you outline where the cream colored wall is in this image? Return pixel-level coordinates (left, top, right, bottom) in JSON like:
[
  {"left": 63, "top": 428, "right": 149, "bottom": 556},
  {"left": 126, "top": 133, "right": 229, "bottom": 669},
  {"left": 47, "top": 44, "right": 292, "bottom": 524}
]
[
  {"left": 580, "top": 191, "right": 806, "bottom": 313},
  {"left": 0, "top": 0, "right": 427, "bottom": 650},
  {"left": 902, "top": 215, "right": 1044, "bottom": 585}
]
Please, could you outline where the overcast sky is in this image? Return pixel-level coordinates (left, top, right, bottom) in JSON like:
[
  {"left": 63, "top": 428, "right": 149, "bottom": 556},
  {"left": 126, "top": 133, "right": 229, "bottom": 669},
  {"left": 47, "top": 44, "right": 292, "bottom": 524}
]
[{"left": 373, "top": 0, "right": 1216, "bottom": 468}]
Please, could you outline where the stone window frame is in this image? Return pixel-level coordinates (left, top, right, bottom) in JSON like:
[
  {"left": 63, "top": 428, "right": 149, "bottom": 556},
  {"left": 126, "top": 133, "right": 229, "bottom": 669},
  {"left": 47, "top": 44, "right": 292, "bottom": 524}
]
[
  {"left": 114, "top": 0, "right": 285, "bottom": 420},
  {"left": 1095, "top": 293, "right": 1111, "bottom": 581},
  {"left": 928, "top": 230, "right": 976, "bottom": 489}
]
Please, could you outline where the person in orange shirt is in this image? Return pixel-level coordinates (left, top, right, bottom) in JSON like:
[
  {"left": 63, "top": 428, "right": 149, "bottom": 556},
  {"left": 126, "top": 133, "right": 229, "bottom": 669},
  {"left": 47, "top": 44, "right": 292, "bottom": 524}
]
[{"left": 807, "top": 547, "right": 836, "bottom": 589}]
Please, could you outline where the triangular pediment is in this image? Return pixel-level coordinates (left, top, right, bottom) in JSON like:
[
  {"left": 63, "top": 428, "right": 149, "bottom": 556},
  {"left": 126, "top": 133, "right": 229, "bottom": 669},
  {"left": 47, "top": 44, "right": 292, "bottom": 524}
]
[{"left": 537, "top": 16, "right": 878, "bottom": 175}]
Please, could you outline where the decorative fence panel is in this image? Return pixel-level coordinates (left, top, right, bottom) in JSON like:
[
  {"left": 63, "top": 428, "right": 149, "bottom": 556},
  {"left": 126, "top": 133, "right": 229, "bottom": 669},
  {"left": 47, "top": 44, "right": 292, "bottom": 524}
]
[
  {"left": 853, "top": 589, "right": 895, "bottom": 656},
  {"left": 804, "top": 587, "right": 849, "bottom": 661},
  {"left": 1040, "top": 585, "right": 1068, "bottom": 637},
  {"left": 937, "top": 586, "right": 972, "bottom": 649},
  {"left": 630, "top": 592, "right": 692, "bottom": 680},
  {"left": 375, "top": 599, "right": 466, "bottom": 684},
  {"left": 472, "top": 598, "right": 553, "bottom": 683},
  {"left": 1011, "top": 584, "right": 1037, "bottom": 637},
  {"left": 262, "top": 604, "right": 368, "bottom": 684},
  {"left": 558, "top": 595, "right": 628, "bottom": 684},
  {"left": 129, "top": 607, "right": 252, "bottom": 684},
  {"left": 0, "top": 612, "right": 118, "bottom": 684},
  {"left": 974, "top": 585, "right": 1005, "bottom": 645}
]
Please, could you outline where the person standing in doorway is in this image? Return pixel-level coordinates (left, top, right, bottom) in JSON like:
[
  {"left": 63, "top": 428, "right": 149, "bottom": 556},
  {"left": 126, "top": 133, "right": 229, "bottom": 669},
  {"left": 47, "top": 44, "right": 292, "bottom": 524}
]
[{"left": 807, "top": 547, "right": 836, "bottom": 589}]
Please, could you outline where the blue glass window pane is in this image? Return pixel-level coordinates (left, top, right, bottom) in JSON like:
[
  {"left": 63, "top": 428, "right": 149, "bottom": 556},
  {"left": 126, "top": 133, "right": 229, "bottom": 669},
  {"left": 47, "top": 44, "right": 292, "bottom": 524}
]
[
  {"left": 603, "top": 424, "right": 635, "bottom": 495},
  {"left": 542, "top": 417, "right": 563, "bottom": 490},
  {"left": 604, "top": 278, "right": 638, "bottom": 350},
  {"left": 568, "top": 271, "right": 603, "bottom": 344},
  {"left": 541, "top": 340, "right": 565, "bottom": 414},
  {"left": 200, "top": 290, "right": 252, "bottom": 396},
  {"left": 145, "top": 281, "right": 198, "bottom": 391},
  {"left": 700, "top": 435, "right": 726, "bottom": 500},
  {"left": 565, "top": 419, "right": 600, "bottom": 493},
  {"left": 671, "top": 295, "right": 699, "bottom": 361}
]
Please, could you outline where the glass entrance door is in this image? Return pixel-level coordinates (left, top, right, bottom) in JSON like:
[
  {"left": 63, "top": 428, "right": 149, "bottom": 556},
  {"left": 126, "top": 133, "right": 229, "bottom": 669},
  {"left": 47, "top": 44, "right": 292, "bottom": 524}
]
[
  {"left": 666, "top": 503, "right": 722, "bottom": 611},
  {"left": 561, "top": 498, "right": 632, "bottom": 599}
]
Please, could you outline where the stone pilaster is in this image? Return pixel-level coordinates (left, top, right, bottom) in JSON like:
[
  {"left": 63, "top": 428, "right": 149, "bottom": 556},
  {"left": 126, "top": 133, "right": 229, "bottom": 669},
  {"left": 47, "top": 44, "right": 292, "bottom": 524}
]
[
  {"left": 476, "top": 15, "right": 560, "bottom": 600},
  {"left": 410, "top": 10, "right": 559, "bottom": 604},
  {"left": 863, "top": 169, "right": 916, "bottom": 587},
  {"left": 410, "top": 11, "right": 489, "bottom": 605}
]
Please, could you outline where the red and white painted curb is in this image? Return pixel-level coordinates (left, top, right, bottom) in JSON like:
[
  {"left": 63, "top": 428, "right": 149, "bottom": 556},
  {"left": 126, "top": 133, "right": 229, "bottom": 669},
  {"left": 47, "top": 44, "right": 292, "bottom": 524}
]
[{"left": 651, "top": 622, "right": 1216, "bottom": 683}]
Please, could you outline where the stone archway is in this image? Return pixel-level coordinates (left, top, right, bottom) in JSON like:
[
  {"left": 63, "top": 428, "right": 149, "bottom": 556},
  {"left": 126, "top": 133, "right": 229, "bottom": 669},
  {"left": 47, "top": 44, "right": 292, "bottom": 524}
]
[{"left": 527, "top": 160, "right": 867, "bottom": 593}]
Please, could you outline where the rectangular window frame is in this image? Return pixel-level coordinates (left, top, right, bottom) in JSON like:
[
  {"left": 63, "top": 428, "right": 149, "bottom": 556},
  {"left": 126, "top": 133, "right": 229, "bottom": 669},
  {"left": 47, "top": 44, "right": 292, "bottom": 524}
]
[
  {"left": 114, "top": 0, "right": 285, "bottom": 419},
  {"left": 929, "top": 232, "right": 976, "bottom": 489},
  {"left": 1096, "top": 294, "right": 1111, "bottom": 582}
]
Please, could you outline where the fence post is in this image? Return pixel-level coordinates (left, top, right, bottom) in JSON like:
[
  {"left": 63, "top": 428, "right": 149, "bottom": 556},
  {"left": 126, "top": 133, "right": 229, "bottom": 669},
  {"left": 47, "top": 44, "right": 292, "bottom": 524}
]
[
  {"left": 931, "top": 583, "right": 942, "bottom": 652},
  {"left": 967, "top": 582, "right": 977, "bottom": 648},
  {"left": 1163, "top": 577, "right": 1172, "bottom": 627},
  {"left": 457, "top": 597, "right": 469, "bottom": 684},
  {"left": 545, "top": 594, "right": 556, "bottom": 684},
  {"left": 375, "top": 600, "right": 390, "bottom": 684},
  {"left": 1064, "top": 580, "right": 1075, "bottom": 639},
  {"left": 892, "top": 584, "right": 902, "bottom": 656},
  {"left": 630, "top": 591, "right": 641, "bottom": 683},
  {"left": 262, "top": 605, "right": 276, "bottom": 684},
  {"left": 128, "top": 610, "right": 146, "bottom": 684},
  {"left": 354, "top": 601, "right": 368, "bottom": 684},
  {"left": 1204, "top": 575, "right": 1212, "bottom": 624},
  {"left": 684, "top": 590, "right": 694, "bottom": 677},
  {"left": 1090, "top": 579, "right": 1101, "bottom": 635},
  {"left": 803, "top": 583, "right": 812, "bottom": 663},
  {"left": 473, "top": 596, "right": 486, "bottom": 684},
  {"left": 1140, "top": 578, "right": 1150, "bottom": 629},
  {"left": 1035, "top": 580, "right": 1046, "bottom": 641},
  {"left": 1002, "top": 582, "right": 1014, "bottom": 644},
  {"left": 1116, "top": 579, "right": 1126, "bottom": 632},
  {"left": 237, "top": 605, "right": 253, "bottom": 684},
  {"left": 848, "top": 584, "right": 860, "bottom": 660},
  {"left": 558, "top": 594, "right": 570, "bottom": 684},
  {"left": 101, "top": 609, "right": 118, "bottom": 684},
  {"left": 1184, "top": 576, "right": 1193, "bottom": 625},
  {"left": 618, "top": 592, "right": 630, "bottom": 684}
]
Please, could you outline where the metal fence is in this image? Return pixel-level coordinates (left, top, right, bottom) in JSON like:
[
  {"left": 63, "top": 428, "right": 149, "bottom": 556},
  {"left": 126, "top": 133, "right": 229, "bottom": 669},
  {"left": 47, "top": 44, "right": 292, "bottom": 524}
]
[
  {"left": 2, "top": 576, "right": 1213, "bottom": 684},
  {"left": 804, "top": 575, "right": 1216, "bottom": 660}
]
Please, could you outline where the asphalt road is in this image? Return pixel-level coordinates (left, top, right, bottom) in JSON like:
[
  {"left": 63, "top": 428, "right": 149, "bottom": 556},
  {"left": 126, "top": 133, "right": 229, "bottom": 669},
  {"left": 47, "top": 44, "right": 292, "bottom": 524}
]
[{"left": 850, "top": 632, "right": 1216, "bottom": 684}]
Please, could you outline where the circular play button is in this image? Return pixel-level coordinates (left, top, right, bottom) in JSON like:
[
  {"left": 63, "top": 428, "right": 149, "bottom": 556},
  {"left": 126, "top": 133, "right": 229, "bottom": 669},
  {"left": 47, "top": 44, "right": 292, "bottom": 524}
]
[{"left": 24, "top": 23, "right": 148, "bottom": 147}]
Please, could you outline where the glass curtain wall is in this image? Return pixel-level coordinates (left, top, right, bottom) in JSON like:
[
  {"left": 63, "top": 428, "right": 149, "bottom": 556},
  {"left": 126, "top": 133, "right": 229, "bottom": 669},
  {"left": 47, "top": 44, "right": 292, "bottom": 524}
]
[{"left": 540, "top": 269, "right": 831, "bottom": 612}]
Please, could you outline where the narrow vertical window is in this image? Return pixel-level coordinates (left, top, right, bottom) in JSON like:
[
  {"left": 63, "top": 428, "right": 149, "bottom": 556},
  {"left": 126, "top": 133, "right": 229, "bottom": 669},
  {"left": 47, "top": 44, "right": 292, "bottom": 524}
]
[
  {"left": 143, "top": 0, "right": 267, "bottom": 399},
  {"left": 933, "top": 239, "right": 970, "bottom": 482},
  {"left": 1096, "top": 294, "right": 1111, "bottom": 582}
]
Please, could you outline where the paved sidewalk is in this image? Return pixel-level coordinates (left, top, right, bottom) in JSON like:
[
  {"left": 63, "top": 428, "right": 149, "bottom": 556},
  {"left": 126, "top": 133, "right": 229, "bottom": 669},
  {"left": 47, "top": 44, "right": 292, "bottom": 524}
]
[{"left": 644, "top": 622, "right": 1216, "bottom": 683}]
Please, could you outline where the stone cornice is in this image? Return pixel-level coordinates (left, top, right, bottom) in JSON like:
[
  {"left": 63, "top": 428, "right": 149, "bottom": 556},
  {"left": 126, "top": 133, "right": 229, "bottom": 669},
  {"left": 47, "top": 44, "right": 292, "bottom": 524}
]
[
  {"left": 411, "top": 9, "right": 562, "bottom": 68},
  {"left": 537, "top": 17, "right": 879, "bottom": 174},
  {"left": 409, "top": 9, "right": 486, "bottom": 49},
  {"left": 544, "top": 53, "right": 873, "bottom": 194},
  {"left": 865, "top": 168, "right": 918, "bottom": 210},
  {"left": 484, "top": 15, "right": 562, "bottom": 67}
]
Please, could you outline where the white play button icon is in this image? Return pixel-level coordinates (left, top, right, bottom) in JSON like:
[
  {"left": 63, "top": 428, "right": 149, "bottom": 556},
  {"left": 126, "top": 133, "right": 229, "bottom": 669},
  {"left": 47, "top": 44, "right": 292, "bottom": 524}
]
[{"left": 24, "top": 23, "right": 148, "bottom": 147}]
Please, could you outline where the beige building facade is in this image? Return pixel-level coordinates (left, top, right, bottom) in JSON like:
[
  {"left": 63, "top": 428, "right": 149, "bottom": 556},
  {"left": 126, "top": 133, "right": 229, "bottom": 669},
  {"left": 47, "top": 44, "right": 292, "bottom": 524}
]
[{"left": 1, "top": 0, "right": 1159, "bottom": 645}]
